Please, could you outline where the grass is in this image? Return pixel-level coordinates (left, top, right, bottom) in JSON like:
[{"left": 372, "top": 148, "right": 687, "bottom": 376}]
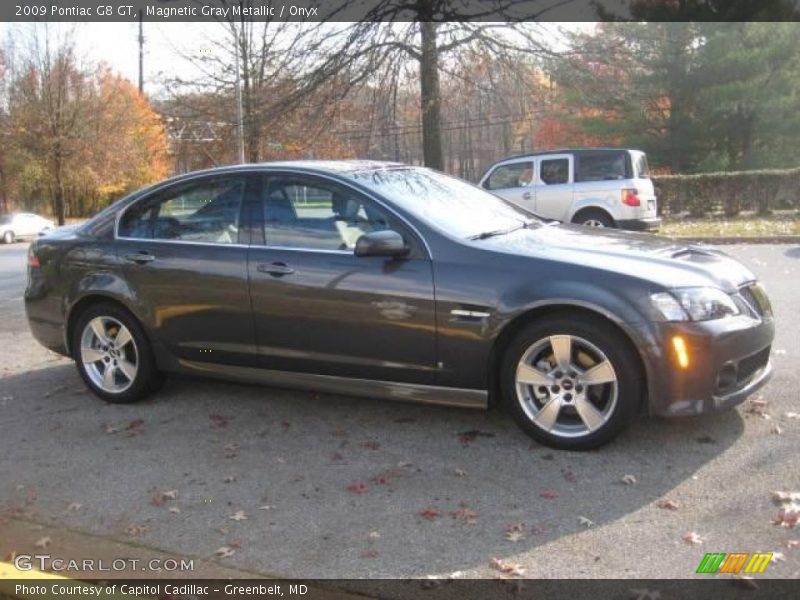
[{"left": 662, "top": 211, "right": 800, "bottom": 238}]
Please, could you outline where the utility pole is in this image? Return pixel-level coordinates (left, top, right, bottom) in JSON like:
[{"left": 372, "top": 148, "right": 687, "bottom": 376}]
[
  {"left": 137, "top": 9, "right": 144, "bottom": 95},
  {"left": 232, "top": 22, "right": 245, "bottom": 164}
]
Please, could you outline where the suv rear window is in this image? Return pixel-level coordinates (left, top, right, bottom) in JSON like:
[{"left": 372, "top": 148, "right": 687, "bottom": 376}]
[
  {"left": 633, "top": 153, "right": 649, "bottom": 178},
  {"left": 575, "top": 152, "right": 630, "bottom": 182}
]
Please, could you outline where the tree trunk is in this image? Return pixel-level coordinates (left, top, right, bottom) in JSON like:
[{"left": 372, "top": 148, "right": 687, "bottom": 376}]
[{"left": 418, "top": 16, "right": 444, "bottom": 171}]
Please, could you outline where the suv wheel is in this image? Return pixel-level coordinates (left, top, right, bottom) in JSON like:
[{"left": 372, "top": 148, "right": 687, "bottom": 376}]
[
  {"left": 574, "top": 210, "right": 614, "bottom": 228},
  {"left": 3, "top": 231, "right": 14, "bottom": 244},
  {"left": 72, "top": 303, "right": 163, "bottom": 403},
  {"left": 500, "top": 315, "right": 642, "bottom": 450}
]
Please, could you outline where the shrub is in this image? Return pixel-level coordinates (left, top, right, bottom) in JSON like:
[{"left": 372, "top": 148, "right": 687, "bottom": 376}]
[{"left": 653, "top": 167, "right": 800, "bottom": 218}]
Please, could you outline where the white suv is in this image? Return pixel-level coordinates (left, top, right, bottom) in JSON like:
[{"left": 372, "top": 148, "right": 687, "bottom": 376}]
[{"left": 478, "top": 148, "right": 661, "bottom": 231}]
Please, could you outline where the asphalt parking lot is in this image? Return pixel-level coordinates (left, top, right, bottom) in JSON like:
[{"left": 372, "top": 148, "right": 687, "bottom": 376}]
[{"left": 0, "top": 241, "right": 798, "bottom": 582}]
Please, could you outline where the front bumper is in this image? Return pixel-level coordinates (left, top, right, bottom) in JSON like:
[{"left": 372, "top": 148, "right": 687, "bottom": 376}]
[
  {"left": 617, "top": 217, "right": 662, "bottom": 232},
  {"left": 643, "top": 314, "right": 774, "bottom": 417}
]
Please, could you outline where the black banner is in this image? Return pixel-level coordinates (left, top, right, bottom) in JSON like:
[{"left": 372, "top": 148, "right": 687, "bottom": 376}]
[
  {"left": 3, "top": 579, "right": 800, "bottom": 600},
  {"left": 4, "top": 0, "right": 800, "bottom": 23}
]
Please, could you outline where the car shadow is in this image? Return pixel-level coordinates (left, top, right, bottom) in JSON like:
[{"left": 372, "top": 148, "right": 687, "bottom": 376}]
[
  {"left": 0, "top": 363, "right": 745, "bottom": 578},
  {"left": 783, "top": 246, "right": 800, "bottom": 259}
]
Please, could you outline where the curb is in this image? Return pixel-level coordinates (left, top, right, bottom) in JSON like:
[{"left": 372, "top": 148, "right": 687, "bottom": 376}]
[{"left": 671, "top": 236, "right": 800, "bottom": 245}]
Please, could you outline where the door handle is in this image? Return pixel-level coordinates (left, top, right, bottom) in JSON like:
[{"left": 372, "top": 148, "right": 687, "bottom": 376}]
[
  {"left": 257, "top": 262, "right": 295, "bottom": 276},
  {"left": 124, "top": 252, "right": 155, "bottom": 264},
  {"left": 522, "top": 192, "right": 532, "bottom": 200}
]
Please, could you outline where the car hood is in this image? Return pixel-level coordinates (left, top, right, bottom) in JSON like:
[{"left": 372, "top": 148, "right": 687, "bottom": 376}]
[{"left": 481, "top": 223, "right": 756, "bottom": 292}]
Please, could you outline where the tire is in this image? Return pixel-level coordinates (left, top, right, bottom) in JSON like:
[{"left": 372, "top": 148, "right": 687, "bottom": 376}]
[
  {"left": 500, "top": 315, "right": 642, "bottom": 450},
  {"left": 71, "top": 302, "right": 164, "bottom": 403},
  {"left": 574, "top": 210, "right": 614, "bottom": 228},
  {"left": 3, "top": 231, "right": 14, "bottom": 244}
]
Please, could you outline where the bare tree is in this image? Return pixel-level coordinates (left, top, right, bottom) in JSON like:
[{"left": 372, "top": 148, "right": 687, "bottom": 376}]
[{"left": 293, "top": 1, "right": 559, "bottom": 170}]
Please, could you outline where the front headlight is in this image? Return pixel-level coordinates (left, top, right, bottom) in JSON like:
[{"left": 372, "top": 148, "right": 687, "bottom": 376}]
[{"left": 651, "top": 287, "right": 740, "bottom": 321}]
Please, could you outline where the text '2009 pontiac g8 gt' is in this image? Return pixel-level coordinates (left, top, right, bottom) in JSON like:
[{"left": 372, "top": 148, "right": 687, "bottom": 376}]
[{"left": 25, "top": 161, "right": 774, "bottom": 449}]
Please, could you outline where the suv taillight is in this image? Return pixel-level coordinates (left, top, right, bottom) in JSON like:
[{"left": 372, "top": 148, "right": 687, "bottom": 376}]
[{"left": 622, "top": 188, "right": 640, "bottom": 207}]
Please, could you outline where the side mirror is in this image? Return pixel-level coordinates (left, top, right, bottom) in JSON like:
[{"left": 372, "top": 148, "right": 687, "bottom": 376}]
[{"left": 354, "top": 230, "right": 410, "bottom": 258}]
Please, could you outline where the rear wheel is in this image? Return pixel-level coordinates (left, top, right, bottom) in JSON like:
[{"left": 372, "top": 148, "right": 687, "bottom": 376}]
[
  {"left": 500, "top": 315, "right": 642, "bottom": 450},
  {"left": 72, "top": 303, "right": 163, "bottom": 403},
  {"left": 3, "top": 231, "right": 14, "bottom": 244},
  {"left": 574, "top": 210, "right": 614, "bottom": 228}
]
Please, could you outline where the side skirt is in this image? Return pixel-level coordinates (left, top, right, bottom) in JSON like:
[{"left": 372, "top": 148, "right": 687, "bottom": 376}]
[{"left": 177, "top": 359, "right": 488, "bottom": 409}]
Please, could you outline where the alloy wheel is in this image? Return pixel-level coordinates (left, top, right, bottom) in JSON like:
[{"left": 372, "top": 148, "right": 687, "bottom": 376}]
[
  {"left": 80, "top": 316, "right": 139, "bottom": 394},
  {"left": 514, "top": 334, "right": 618, "bottom": 438}
]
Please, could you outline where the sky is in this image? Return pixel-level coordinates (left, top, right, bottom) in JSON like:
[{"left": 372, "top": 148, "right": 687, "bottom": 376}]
[{"left": 0, "top": 21, "right": 593, "bottom": 98}]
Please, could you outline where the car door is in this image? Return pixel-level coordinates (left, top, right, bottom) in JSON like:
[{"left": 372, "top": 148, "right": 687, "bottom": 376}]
[
  {"left": 248, "top": 172, "right": 437, "bottom": 384},
  {"left": 480, "top": 160, "right": 536, "bottom": 210},
  {"left": 534, "top": 154, "right": 574, "bottom": 221},
  {"left": 18, "top": 214, "right": 37, "bottom": 236},
  {"left": 115, "top": 174, "right": 258, "bottom": 367}
]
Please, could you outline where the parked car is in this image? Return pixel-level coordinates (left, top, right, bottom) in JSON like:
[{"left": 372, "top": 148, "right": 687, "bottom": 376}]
[
  {"left": 25, "top": 161, "right": 772, "bottom": 449},
  {"left": 479, "top": 148, "right": 662, "bottom": 231},
  {"left": 1, "top": 212, "right": 55, "bottom": 243}
]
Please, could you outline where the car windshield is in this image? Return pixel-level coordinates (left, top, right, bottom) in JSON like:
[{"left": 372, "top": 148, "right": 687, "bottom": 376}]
[{"left": 349, "top": 167, "right": 540, "bottom": 240}]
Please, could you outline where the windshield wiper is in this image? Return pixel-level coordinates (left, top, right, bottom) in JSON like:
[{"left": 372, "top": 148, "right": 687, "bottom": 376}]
[{"left": 468, "top": 220, "right": 535, "bottom": 241}]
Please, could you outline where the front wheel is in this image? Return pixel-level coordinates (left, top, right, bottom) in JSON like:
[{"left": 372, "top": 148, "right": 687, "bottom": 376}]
[
  {"left": 3, "top": 231, "right": 14, "bottom": 244},
  {"left": 72, "top": 303, "right": 163, "bottom": 403},
  {"left": 500, "top": 315, "right": 642, "bottom": 450}
]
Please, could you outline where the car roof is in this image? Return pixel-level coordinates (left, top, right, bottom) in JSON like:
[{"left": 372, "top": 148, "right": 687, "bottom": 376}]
[{"left": 164, "top": 160, "right": 409, "bottom": 182}]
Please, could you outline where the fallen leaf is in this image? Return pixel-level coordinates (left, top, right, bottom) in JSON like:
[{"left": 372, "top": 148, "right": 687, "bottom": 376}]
[
  {"left": 209, "top": 414, "right": 232, "bottom": 429},
  {"left": 229, "top": 510, "right": 248, "bottom": 521},
  {"left": 579, "top": 516, "right": 594, "bottom": 528},
  {"left": 223, "top": 475, "right": 236, "bottom": 483},
  {"left": 34, "top": 536, "right": 51, "bottom": 549},
  {"left": 214, "top": 546, "right": 236, "bottom": 558},
  {"left": 258, "top": 505, "right": 274, "bottom": 511},
  {"left": 124, "top": 524, "right": 147, "bottom": 536},
  {"left": 682, "top": 531, "right": 705, "bottom": 545},
  {"left": 786, "top": 540, "right": 799, "bottom": 549},
  {"left": 368, "top": 531, "right": 380, "bottom": 539},
  {"left": 505, "top": 530, "right": 526, "bottom": 542},
  {"left": 359, "top": 549, "right": 380, "bottom": 558},
  {"left": 656, "top": 499, "right": 679, "bottom": 511},
  {"left": 490, "top": 557, "right": 526, "bottom": 577},
  {"left": 67, "top": 502, "right": 82, "bottom": 512},
  {"left": 454, "top": 468, "right": 468, "bottom": 477},
  {"left": 772, "top": 491, "right": 800, "bottom": 504},
  {"left": 622, "top": 474, "right": 637, "bottom": 485},
  {"left": 505, "top": 521, "right": 526, "bottom": 532},
  {"left": 785, "top": 412, "right": 800, "bottom": 419},
  {"left": 774, "top": 349, "right": 787, "bottom": 355},
  {"left": 450, "top": 507, "right": 478, "bottom": 525},
  {"left": 168, "top": 506, "right": 181, "bottom": 514},
  {"left": 419, "top": 507, "right": 442, "bottom": 521},
  {"left": 540, "top": 490, "right": 559, "bottom": 499},
  {"left": 346, "top": 481, "right": 368, "bottom": 494},
  {"left": 772, "top": 424, "right": 783, "bottom": 435},
  {"left": 223, "top": 443, "right": 239, "bottom": 459},
  {"left": 772, "top": 509, "right": 799, "bottom": 528},
  {"left": 562, "top": 469, "right": 577, "bottom": 483},
  {"left": 151, "top": 489, "right": 178, "bottom": 506},
  {"left": 772, "top": 552, "right": 786, "bottom": 562},
  {"left": 457, "top": 429, "right": 495, "bottom": 447}
]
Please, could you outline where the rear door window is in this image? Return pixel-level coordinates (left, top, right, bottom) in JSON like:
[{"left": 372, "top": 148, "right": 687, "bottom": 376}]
[
  {"left": 485, "top": 162, "right": 535, "bottom": 190},
  {"left": 539, "top": 158, "right": 570, "bottom": 185},
  {"left": 575, "top": 152, "right": 629, "bottom": 182}
]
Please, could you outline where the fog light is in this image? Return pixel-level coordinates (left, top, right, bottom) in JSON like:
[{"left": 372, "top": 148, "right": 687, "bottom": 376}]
[{"left": 672, "top": 336, "right": 689, "bottom": 369}]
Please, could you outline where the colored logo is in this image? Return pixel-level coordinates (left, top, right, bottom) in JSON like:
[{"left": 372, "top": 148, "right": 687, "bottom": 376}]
[{"left": 696, "top": 552, "right": 773, "bottom": 574}]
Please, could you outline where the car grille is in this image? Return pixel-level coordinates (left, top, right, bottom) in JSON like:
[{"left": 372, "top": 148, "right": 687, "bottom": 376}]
[
  {"left": 737, "top": 346, "right": 771, "bottom": 385},
  {"left": 739, "top": 284, "right": 771, "bottom": 318}
]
